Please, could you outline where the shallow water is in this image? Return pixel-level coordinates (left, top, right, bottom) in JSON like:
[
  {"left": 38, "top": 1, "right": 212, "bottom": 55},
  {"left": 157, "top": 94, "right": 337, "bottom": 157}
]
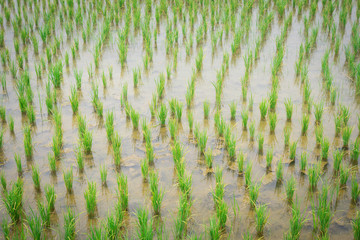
[{"left": 0, "top": 0, "right": 360, "bottom": 239}]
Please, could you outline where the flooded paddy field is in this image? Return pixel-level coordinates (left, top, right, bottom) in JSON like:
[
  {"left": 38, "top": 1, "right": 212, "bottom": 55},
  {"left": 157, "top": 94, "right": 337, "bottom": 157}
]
[{"left": 0, "top": 0, "right": 360, "bottom": 239}]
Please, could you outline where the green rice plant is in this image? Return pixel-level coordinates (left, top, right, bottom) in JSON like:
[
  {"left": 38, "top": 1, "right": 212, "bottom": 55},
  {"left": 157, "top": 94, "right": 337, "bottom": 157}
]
[
  {"left": 351, "top": 140, "right": 360, "bottom": 161},
  {"left": 109, "top": 66, "right": 113, "bottom": 79},
  {"left": 37, "top": 201, "right": 50, "bottom": 228},
  {"left": 0, "top": 171, "right": 6, "bottom": 191},
  {"left": 8, "top": 115, "right": 14, "bottom": 133},
  {"left": 330, "top": 87, "right": 337, "bottom": 105},
  {"left": 276, "top": 159, "right": 283, "bottom": 182},
  {"left": 169, "top": 118, "right": 178, "bottom": 140},
  {"left": 69, "top": 85, "right": 79, "bottom": 114},
  {"left": 74, "top": 69, "right": 82, "bottom": 90},
  {"left": 23, "top": 124, "right": 33, "bottom": 158},
  {"left": 249, "top": 181, "right": 261, "bottom": 207},
  {"left": 266, "top": 148, "right": 273, "bottom": 168},
  {"left": 14, "top": 153, "right": 22, "bottom": 174},
  {"left": 0, "top": 106, "right": 5, "bottom": 122},
  {"left": 102, "top": 72, "right": 107, "bottom": 88},
  {"left": 208, "top": 216, "right": 220, "bottom": 240},
  {"left": 241, "top": 109, "right": 249, "bottom": 129},
  {"left": 205, "top": 148, "right": 213, "bottom": 168},
  {"left": 269, "top": 112, "right": 277, "bottom": 133},
  {"left": 133, "top": 67, "right": 140, "bottom": 88},
  {"left": 63, "top": 168, "right": 73, "bottom": 192},
  {"left": 32, "top": 165, "right": 41, "bottom": 191},
  {"left": 229, "top": 101, "right": 237, "bottom": 120},
  {"left": 131, "top": 108, "right": 140, "bottom": 129},
  {"left": 84, "top": 181, "right": 97, "bottom": 217},
  {"left": 188, "top": 111, "right": 194, "bottom": 131},
  {"left": 339, "top": 164, "right": 350, "bottom": 186},
  {"left": 100, "top": 165, "right": 107, "bottom": 185},
  {"left": 3, "top": 178, "right": 23, "bottom": 223},
  {"left": 64, "top": 208, "right": 76, "bottom": 240},
  {"left": 342, "top": 126, "right": 353, "bottom": 148},
  {"left": 49, "top": 61, "right": 63, "bottom": 88},
  {"left": 48, "top": 152, "right": 57, "bottom": 173},
  {"left": 203, "top": 101, "right": 210, "bottom": 119},
  {"left": 141, "top": 158, "right": 149, "bottom": 180},
  {"left": 2, "top": 219, "right": 9, "bottom": 239},
  {"left": 289, "top": 141, "right": 297, "bottom": 160},
  {"left": 259, "top": 99, "right": 268, "bottom": 120},
  {"left": 334, "top": 114, "right": 342, "bottom": 136},
  {"left": 156, "top": 74, "right": 165, "bottom": 99},
  {"left": 340, "top": 105, "right": 350, "bottom": 126},
  {"left": 149, "top": 171, "right": 164, "bottom": 215},
  {"left": 26, "top": 209, "right": 42, "bottom": 240},
  {"left": 105, "top": 111, "right": 114, "bottom": 142},
  {"left": 333, "top": 150, "right": 343, "bottom": 172},
  {"left": 351, "top": 175, "right": 360, "bottom": 202},
  {"left": 285, "top": 199, "right": 306, "bottom": 239},
  {"left": 258, "top": 133, "right": 264, "bottom": 153},
  {"left": 215, "top": 198, "right": 228, "bottom": 229},
  {"left": 249, "top": 120, "right": 255, "bottom": 139},
  {"left": 82, "top": 129, "right": 93, "bottom": 154},
  {"left": 255, "top": 203, "right": 269, "bottom": 234},
  {"left": 315, "top": 124, "right": 323, "bottom": 145},
  {"left": 268, "top": 88, "right": 278, "bottom": 111},
  {"left": 174, "top": 192, "right": 192, "bottom": 239},
  {"left": 237, "top": 151, "right": 245, "bottom": 173},
  {"left": 45, "top": 184, "right": 56, "bottom": 212},
  {"left": 285, "top": 176, "right": 296, "bottom": 202},
  {"left": 245, "top": 162, "right": 252, "bottom": 186},
  {"left": 353, "top": 211, "right": 360, "bottom": 239},
  {"left": 175, "top": 102, "right": 183, "bottom": 122},
  {"left": 314, "top": 102, "right": 324, "bottom": 123},
  {"left": 308, "top": 162, "right": 321, "bottom": 189},
  {"left": 284, "top": 98, "right": 293, "bottom": 121},
  {"left": 195, "top": 48, "right": 204, "bottom": 72},
  {"left": 321, "top": 137, "right": 330, "bottom": 160},
  {"left": 198, "top": 129, "right": 208, "bottom": 154},
  {"left": 301, "top": 113, "right": 309, "bottom": 135},
  {"left": 157, "top": 103, "right": 167, "bottom": 126},
  {"left": 117, "top": 173, "right": 128, "bottom": 211},
  {"left": 300, "top": 152, "right": 308, "bottom": 172},
  {"left": 312, "top": 184, "right": 332, "bottom": 236},
  {"left": 135, "top": 207, "right": 153, "bottom": 240}
]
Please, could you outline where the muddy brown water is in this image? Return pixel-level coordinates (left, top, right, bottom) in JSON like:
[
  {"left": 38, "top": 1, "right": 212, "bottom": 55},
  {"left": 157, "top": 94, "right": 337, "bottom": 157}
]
[{"left": 0, "top": 1, "right": 360, "bottom": 239}]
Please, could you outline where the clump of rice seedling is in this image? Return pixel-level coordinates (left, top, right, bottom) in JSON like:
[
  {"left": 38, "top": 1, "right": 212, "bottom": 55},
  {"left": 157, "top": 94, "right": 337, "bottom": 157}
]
[
  {"left": 258, "top": 133, "right": 264, "bottom": 153},
  {"left": 308, "top": 162, "right": 321, "bottom": 189},
  {"left": 133, "top": 67, "right": 141, "bottom": 87},
  {"left": 26, "top": 209, "right": 42, "bottom": 240},
  {"left": 175, "top": 102, "right": 183, "bottom": 122},
  {"left": 314, "top": 102, "right": 324, "bottom": 123},
  {"left": 0, "top": 106, "right": 5, "bottom": 122},
  {"left": 300, "top": 152, "right": 307, "bottom": 172},
  {"left": 23, "top": 124, "right": 33, "bottom": 158},
  {"left": 205, "top": 148, "right": 213, "bottom": 168},
  {"left": 229, "top": 101, "right": 237, "bottom": 120},
  {"left": 266, "top": 148, "right": 273, "bottom": 168},
  {"left": 249, "top": 181, "right": 261, "bottom": 207},
  {"left": 197, "top": 129, "right": 208, "bottom": 154},
  {"left": 245, "top": 162, "right": 252, "bottom": 186},
  {"left": 353, "top": 211, "right": 360, "bottom": 239},
  {"left": 14, "top": 153, "right": 22, "bottom": 174},
  {"left": 351, "top": 175, "right": 360, "bottom": 202},
  {"left": 285, "top": 200, "right": 306, "bottom": 239},
  {"left": 237, "top": 151, "right": 245, "bottom": 173},
  {"left": 84, "top": 181, "right": 97, "bottom": 217},
  {"left": 63, "top": 168, "right": 73, "bottom": 193},
  {"left": 351, "top": 140, "right": 360, "bottom": 161},
  {"left": 269, "top": 112, "right": 277, "bottom": 133},
  {"left": 321, "top": 137, "right": 330, "bottom": 160},
  {"left": 285, "top": 176, "right": 296, "bottom": 202},
  {"left": 333, "top": 150, "right": 343, "bottom": 172},
  {"left": 315, "top": 124, "right": 323, "bottom": 145},
  {"left": 208, "top": 216, "right": 220, "bottom": 240},
  {"left": 289, "top": 141, "right": 297, "bottom": 160},
  {"left": 117, "top": 173, "right": 128, "bottom": 211},
  {"left": 259, "top": 99, "right": 268, "bottom": 120},
  {"left": 1, "top": 219, "right": 9, "bottom": 239},
  {"left": 215, "top": 198, "right": 228, "bottom": 229},
  {"left": 312, "top": 184, "right": 332, "bottom": 236},
  {"left": 284, "top": 98, "right": 293, "bottom": 121},
  {"left": 203, "top": 101, "right": 210, "bottom": 119},
  {"left": 169, "top": 119, "right": 178, "bottom": 140},
  {"left": 69, "top": 85, "right": 79, "bottom": 114},
  {"left": 82, "top": 129, "right": 93, "bottom": 154},
  {"left": 188, "top": 111, "right": 194, "bottom": 131},
  {"left": 74, "top": 69, "right": 82, "bottom": 90},
  {"left": 241, "top": 109, "right": 249, "bottom": 129},
  {"left": 255, "top": 203, "right": 269, "bottom": 234},
  {"left": 100, "top": 165, "right": 107, "bottom": 185},
  {"left": 149, "top": 171, "right": 164, "bottom": 215},
  {"left": 249, "top": 120, "right": 255, "bottom": 139},
  {"left": 157, "top": 103, "right": 167, "bottom": 126},
  {"left": 276, "top": 159, "right": 283, "bottom": 182},
  {"left": 37, "top": 201, "right": 50, "bottom": 228},
  {"left": 8, "top": 115, "right": 14, "bottom": 133},
  {"left": 141, "top": 158, "right": 149, "bottom": 180},
  {"left": 0, "top": 171, "right": 6, "bottom": 191},
  {"left": 330, "top": 87, "right": 337, "bottom": 105},
  {"left": 284, "top": 127, "right": 291, "bottom": 146},
  {"left": 342, "top": 126, "right": 352, "bottom": 148},
  {"left": 32, "top": 165, "right": 41, "bottom": 191},
  {"left": 131, "top": 108, "right": 140, "bottom": 129},
  {"left": 334, "top": 114, "right": 342, "bottom": 136},
  {"left": 135, "top": 207, "right": 153, "bottom": 240},
  {"left": 45, "top": 184, "right": 56, "bottom": 212},
  {"left": 105, "top": 111, "right": 114, "bottom": 142},
  {"left": 3, "top": 178, "right": 23, "bottom": 222},
  {"left": 339, "top": 164, "right": 350, "bottom": 186},
  {"left": 64, "top": 208, "right": 76, "bottom": 240},
  {"left": 301, "top": 113, "right": 309, "bottom": 135}
]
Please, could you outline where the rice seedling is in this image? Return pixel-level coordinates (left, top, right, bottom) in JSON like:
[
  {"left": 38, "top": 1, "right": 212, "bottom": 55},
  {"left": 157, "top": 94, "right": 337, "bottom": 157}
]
[
  {"left": 23, "top": 124, "right": 33, "bottom": 158},
  {"left": 197, "top": 129, "right": 208, "bottom": 154},
  {"left": 64, "top": 208, "right": 76, "bottom": 240},
  {"left": 351, "top": 140, "right": 360, "bottom": 161},
  {"left": 255, "top": 203, "right": 269, "bottom": 234},
  {"left": 169, "top": 118, "right": 178, "bottom": 140},
  {"left": 237, "top": 151, "right": 245, "bottom": 173},
  {"left": 1, "top": 219, "right": 9, "bottom": 240},
  {"left": 285, "top": 199, "right": 306, "bottom": 239},
  {"left": 0, "top": 171, "right": 6, "bottom": 191},
  {"left": 131, "top": 108, "right": 140, "bottom": 129},
  {"left": 353, "top": 211, "right": 360, "bottom": 239},
  {"left": 105, "top": 111, "right": 114, "bottom": 142},
  {"left": 3, "top": 178, "right": 23, "bottom": 223},
  {"left": 245, "top": 162, "right": 252, "bottom": 186},
  {"left": 229, "top": 101, "right": 237, "bottom": 120},
  {"left": 133, "top": 67, "right": 140, "bottom": 88},
  {"left": 351, "top": 175, "right": 360, "bottom": 202},
  {"left": 117, "top": 173, "right": 128, "bottom": 211},
  {"left": 135, "top": 207, "right": 153, "bottom": 240},
  {"left": 301, "top": 113, "right": 309, "bottom": 135},
  {"left": 14, "top": 153, "right": 22, "bottom": 174},
  {"left": 215, "top": 198, "right": 228, "bottom": 229},
  {"left": 188, "top": 111, "right": 194, "bottom": 131},
  {"left": 249, "top": 120, "right": 255, "bottom": 139},
  {"left": 26, "top": 208, "right": 42, "bottom": 240},
  {"left": 69, "top": 85, "right": 79, "bottom": 114},
  {"left": 32, "top": 165, "right": 41, "bottom": 191},
  {"left": 284, "top": 98, "right": 293, "bottom": 121},
  {"left": 208, "top": 216, "right": 220, "bottom": 240},
  {"left": 314, "top": 102, "right": 324, "bottom": 123},
  {"left": 258, "top": 133, "right": 264, "bottom": 153},
  {"left": 8, "top": 115, "right": 14, "bottom": 133},
  {"left": 175, "top": 102, "right": 183, "bottom": 122},
  {"left": 333, "top": 149, "right": 343, "bottom": 172},
  {"left": 63, "top": 168, "right": 73, "bottom": 192},
  {"left": 74, "top": 70, "right": 82, "bottom": 90},
  {"left": 100, "top": 165, "right": 107, "bottom": 185},
  {"left": 321, "top": 137, "right": 330, "bottom": 160},
  {"left": 312, "top": 184, "right": 332, "bottom": 236},
  {"left": 45, "top": 184, "right": 56, "bottom": 212},
  {"left": 276, "top": 159, "right": 284, "bottom": 182},
  {"left": 308, "top": 162, "right": 321, "bottom": 189},
  {"left": 289, "top": 141, "right": 297, "bottom": 160},
  {"left": 266, "top": 148, "right": 273, "bottom": 168},
  {"left": 203, "top": 101, "right": 210, "bottom": 119},
  {"left": 141, "top": 158, "right": 149, "bottom": 180},
  {"left": 205, "top": 148, "right": 213, "bottom": 168},
  {"left": 157, "top": 103, "right": 167, "bottom": 126},
  {"left": 269, "top": 112, "right": 277, "bottom": 133},
  {"left": 342, "top": 126, "right": 352, "bottom": 148},
  {"left": 339, "top": 164, "right": 350, "bottom": 186},
  {"left": 149, "top": 171, "right": 164, "bottom": 215},
  {"left": 249, "top": 181, "right": 261, "bottom": 207},
  {"left": 84, "top": 181, "right": 97, "bottom": 217},
  {"left": 82, "top": 129, "right": 93, "bottom": 154},
  {"left": 285, "top": 176, "right": 296, "bottom": 202},
  {"left": 241, "top": 109, "right": 249, "bottom": 129},
  {"left": 300, "top": 152, "right": 307, "bottom": 172},
  {"left": 37, "top": 201, "right": 50, "bottom": 228},
  {"left": 259, "top": 99, "right": 268, "bottom": 120},
  {"left": 334, "top": 114, "right": 342, "bottom": 136}
]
